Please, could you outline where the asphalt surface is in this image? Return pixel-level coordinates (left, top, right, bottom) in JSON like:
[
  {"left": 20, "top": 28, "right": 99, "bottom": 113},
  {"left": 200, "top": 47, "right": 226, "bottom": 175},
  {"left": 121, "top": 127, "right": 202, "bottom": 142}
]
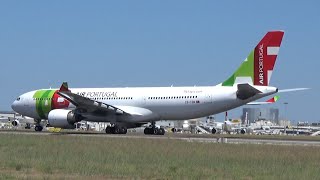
[{"left": 1, "top": 130, "right": 320, "bottom": 146}]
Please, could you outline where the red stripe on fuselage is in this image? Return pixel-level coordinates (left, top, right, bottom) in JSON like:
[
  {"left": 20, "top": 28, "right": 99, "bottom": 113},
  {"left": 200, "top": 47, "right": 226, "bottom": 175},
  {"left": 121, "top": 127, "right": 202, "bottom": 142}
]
[{"left": 52, "top": 91, "right": 70, "bottom": 109}]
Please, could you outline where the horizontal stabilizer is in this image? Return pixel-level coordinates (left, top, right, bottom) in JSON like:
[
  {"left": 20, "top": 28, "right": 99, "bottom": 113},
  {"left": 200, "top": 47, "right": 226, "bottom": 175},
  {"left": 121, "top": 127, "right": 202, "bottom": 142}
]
[{"left": 236, "top": 84, "right": 262, "bottom": 100}]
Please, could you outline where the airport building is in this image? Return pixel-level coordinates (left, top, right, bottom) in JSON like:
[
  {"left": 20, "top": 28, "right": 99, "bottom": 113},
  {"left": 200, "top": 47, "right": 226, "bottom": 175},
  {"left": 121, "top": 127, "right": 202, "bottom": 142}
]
[
  {"left": 241, "top": 108, "right": 279, "bottom": 125},
  {"left": 0, "top": 111, "right": 16, "bottom": 119}
]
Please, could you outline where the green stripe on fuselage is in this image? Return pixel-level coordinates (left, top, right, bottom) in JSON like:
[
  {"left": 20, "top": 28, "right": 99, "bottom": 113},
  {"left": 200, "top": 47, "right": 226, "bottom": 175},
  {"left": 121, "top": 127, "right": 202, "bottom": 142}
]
[{"left": 33, "top": 90, "right": 56, "bottom": 119}]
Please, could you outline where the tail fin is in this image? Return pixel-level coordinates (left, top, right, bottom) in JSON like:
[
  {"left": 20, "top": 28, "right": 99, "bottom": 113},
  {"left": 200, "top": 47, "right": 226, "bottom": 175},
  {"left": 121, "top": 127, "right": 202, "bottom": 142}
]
[
  {"left": 246, "top": 95, "right": 280, "bottom": 105},
  {"left": 266, "top": 95, "right": 280, "bottom": 103},
  {"left": 222, "top": 31, "right": 284, "bottom": 86}
]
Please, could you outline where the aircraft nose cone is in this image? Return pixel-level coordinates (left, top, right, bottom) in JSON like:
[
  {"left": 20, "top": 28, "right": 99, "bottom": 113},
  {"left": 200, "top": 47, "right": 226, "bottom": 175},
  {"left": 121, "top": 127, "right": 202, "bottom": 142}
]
[{"left": 11, "top": 101, "right": 17, "bottom": 112}]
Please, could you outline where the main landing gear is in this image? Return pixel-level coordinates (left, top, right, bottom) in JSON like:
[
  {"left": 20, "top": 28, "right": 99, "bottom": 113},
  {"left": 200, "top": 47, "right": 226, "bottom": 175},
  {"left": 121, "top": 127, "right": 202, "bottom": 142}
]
[
  {"left": 105, "top": 125, "right": 127, "bottom": 134},
  {"left": 144, "top": 122, "right": 165, "bottom": 135}
]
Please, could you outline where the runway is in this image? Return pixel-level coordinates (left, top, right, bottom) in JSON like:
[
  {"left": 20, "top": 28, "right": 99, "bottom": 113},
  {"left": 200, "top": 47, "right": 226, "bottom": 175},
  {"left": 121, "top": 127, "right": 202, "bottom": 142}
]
[{"left": 1, "top": 130, "right": 320, "bottom": 146}]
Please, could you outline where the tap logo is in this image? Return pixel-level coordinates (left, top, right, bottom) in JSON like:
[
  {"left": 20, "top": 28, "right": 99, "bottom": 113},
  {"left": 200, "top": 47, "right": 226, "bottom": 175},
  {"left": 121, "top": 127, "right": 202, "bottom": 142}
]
[
  {"left": 52, "top": 91, "right": 70, "bottom": 109},
  {"left": 34, "top": 90, "right": 70, "bottom": 119}
]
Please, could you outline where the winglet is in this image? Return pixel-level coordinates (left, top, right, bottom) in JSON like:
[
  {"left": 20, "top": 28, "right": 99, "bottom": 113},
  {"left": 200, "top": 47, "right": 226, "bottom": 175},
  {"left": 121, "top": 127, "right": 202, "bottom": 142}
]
[{"left": 59, "top": 82, "right": 70, "bottom": 92}]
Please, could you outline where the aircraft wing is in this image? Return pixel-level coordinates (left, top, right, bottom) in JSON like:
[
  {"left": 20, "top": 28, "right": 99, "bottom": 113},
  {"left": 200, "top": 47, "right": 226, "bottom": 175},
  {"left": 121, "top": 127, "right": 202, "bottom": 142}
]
[
  {"left": 247, "top": 96, "right": 279, "bottom": 105},
  {"left": 57, "top": 82, "right": 129, "bottom": 116}
]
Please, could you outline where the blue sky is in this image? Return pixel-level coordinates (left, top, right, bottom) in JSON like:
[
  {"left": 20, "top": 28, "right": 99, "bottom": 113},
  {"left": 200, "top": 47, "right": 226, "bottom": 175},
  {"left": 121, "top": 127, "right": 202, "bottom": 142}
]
[{"left": 0, "top": 1, "right": 319, "bottom": 123}]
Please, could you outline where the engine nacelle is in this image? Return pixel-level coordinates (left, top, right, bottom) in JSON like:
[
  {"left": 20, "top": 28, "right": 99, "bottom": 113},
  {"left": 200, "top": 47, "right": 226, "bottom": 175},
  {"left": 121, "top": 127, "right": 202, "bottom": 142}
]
[
  {"left": 48, "top": 109, "right": 81, "bottom": 129},
  {"left": 12, "top": 120, "right": 20, "bottom": 126},
  {"left": 240, "top": 128, "right": 246, "bottom": 134},
  {"left": 211, "top": 128, "right": 217, "bottom": 134}
]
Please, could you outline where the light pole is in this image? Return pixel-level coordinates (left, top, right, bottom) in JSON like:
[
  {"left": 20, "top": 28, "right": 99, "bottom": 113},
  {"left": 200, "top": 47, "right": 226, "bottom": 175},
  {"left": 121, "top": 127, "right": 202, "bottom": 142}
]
[
  {"left": 283, "top": 102, "right": 289, "bottom": 134},
  {"left": 283, "top": 102, "right": 288, "bottom": 121}
]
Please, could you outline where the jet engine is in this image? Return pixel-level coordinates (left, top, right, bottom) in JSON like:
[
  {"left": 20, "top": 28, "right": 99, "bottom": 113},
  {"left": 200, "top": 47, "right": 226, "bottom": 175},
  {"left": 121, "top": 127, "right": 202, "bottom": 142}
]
[
  {"left": 48, "top": 109, "right": 82, "bottom": 129},
  {"left": 171, "top": 128, "right": 177, "bottom": 132},
  {"left": 240, "top": 128, "right": 246, "bottom": 134},
  {"left": 211, "top": 127, "right": 217, "bottom": 134},
  {"left": 11, "top": 119, "right": 20, "bottom": 126}
]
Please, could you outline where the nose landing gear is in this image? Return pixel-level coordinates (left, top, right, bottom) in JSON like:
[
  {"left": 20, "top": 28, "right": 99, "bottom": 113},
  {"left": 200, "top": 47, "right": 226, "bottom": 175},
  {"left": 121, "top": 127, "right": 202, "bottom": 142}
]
[
  {"left": 35, "top": 125, "right": 43, "bottom": 132},
  {"left": 34, "top": 119, "right": 43, "bottom": 132}
]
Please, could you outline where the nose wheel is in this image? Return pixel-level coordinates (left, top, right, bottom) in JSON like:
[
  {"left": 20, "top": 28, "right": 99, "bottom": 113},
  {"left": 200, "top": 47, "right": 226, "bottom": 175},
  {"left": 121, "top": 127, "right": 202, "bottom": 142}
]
[
  {"left": 34, "top": 119, "right": 43, "bottom": 132},
  {"left": 35, "top": 125, "right": 43, "bottom": 132}
]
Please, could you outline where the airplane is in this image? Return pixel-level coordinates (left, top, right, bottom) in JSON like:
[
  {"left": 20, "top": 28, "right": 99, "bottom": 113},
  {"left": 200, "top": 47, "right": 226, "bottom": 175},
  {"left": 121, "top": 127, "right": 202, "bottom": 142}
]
[
  {"left": 200, "top": 95, "right": 280, "bottom": 134},
  {"left": 247, "top": 95, "right": 279, "bottom": 105},
  {"left": 11, "top": 30, "right": 304, "bottom": 135},
  {"left": 10, "top": 116, "right": 34, "bottom": 127}
]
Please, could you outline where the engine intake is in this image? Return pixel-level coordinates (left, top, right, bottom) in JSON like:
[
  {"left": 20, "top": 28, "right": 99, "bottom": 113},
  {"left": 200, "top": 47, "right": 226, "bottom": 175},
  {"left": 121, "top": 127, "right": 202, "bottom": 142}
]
[
  {"left": 211, "top": 128, "right": 217, "bottom": 134},
  {"left": 12, "top": 120, "right": 20, "bottom": 126},
  {"left": 240, "top": 128, "right": 246, "bottom": 134},
  {"left": 48, "top": 109, "right": 82, "bottom": 129}
]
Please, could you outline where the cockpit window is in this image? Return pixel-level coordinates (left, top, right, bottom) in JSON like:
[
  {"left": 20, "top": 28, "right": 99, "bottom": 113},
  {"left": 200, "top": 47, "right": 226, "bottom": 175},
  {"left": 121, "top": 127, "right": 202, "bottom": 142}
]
[{"left": 16, "top": 97, "right": 21, "bottom": 101}]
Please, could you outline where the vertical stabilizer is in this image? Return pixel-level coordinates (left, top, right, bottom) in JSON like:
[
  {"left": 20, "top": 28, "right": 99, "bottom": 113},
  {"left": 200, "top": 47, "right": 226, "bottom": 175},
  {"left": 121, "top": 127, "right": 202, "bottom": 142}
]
[{"left": 222, "top": 31, "right": 284, "bottom": 86}]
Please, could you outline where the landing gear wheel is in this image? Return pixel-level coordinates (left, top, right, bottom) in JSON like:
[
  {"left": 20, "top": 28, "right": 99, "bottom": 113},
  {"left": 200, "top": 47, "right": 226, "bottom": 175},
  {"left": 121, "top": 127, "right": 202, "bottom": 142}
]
[
  {"left": 34, "top": 119, "right": 43, "bottom": 132},
  {"left": 107, "top": 125, "right": 128, "bottom": 134},
  {"left": 159, "top": 128, "right": 165, "bottom": 135},
  {"left": 144, "top": 127, "right": 165, "bottom": 135},
  {"left": 120, "top": 127, "right": 127, "bottom": 134},
  {"left": 105, "top": 126, "right": 112, "bottom": 134},
  {"left": 144, "top": 127, "right": 153, "bottom": 135},
  {"left": 114, "top": 127, "right": 120, "bottom": 134},
  {"left": 35, "top": 125, "right": 43, "bottom": 132},
  {"left": 144, "top": 128, "right": 150, "bottom": 135},
  {"left": 153, "top": 128, "right": 159, "bottom": 135}
]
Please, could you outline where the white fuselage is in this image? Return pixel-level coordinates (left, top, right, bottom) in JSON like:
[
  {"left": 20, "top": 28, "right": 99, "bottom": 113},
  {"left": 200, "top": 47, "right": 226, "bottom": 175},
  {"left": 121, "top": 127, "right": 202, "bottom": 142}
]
[{"left": 12, "top": 84, "right": 277, "bottom": 123}]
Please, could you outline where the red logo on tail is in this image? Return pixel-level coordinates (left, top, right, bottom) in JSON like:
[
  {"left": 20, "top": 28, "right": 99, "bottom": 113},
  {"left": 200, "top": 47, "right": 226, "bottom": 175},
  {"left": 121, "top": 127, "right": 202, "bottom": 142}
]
[{"left": 254, "top": 31, "right": 284, "bottom": 86}]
